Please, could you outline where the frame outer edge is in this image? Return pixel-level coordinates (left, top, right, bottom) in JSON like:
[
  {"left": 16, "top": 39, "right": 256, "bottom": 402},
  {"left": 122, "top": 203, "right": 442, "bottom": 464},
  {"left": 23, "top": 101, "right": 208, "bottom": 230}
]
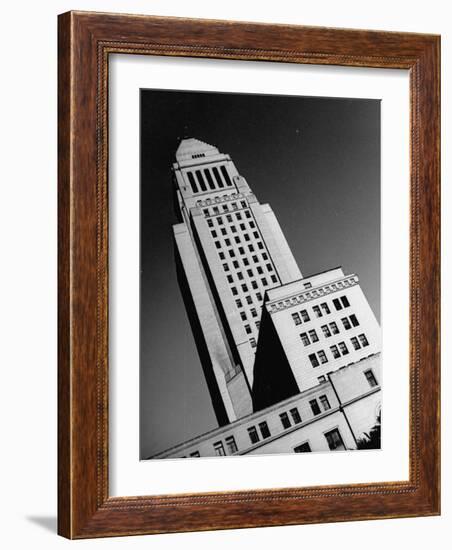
[{"left": 57, "top": 11, "right": 73, "bottom": 539}]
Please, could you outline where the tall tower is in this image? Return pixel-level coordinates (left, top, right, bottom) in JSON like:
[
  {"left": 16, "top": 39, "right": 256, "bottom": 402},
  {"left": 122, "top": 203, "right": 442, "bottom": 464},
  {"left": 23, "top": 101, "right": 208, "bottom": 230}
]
[{"left": 172, "top": 138, "right": 302, "bottom": 425}]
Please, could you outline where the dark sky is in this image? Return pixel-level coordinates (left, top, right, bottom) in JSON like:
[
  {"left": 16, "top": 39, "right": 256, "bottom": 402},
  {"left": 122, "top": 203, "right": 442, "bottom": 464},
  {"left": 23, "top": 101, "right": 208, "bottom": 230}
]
[{"left": 140, "top": 89, "right": 380, "bottom": 458}]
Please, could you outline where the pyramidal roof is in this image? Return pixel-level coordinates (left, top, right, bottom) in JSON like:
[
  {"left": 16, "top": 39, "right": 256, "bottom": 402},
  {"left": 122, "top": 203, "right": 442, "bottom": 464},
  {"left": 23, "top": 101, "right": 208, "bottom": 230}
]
[{"left": 175, "top": 138, "right": 220, "bottom": 162}]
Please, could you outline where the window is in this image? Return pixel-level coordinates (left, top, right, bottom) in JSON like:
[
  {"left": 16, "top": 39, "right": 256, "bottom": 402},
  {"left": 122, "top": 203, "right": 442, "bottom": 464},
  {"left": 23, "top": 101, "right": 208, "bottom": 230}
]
[
  {"left": 300, "top": 332, "right": 310, "bottom": 346},
  {"left": 224, "top": 238, "right": 231, "bottom": 246},
  {"left": 241, "top": 283, "right": 248, "bottom": 292},
  {"left": 231, "top": 287, "right": 238, "bottom": 296},
  {"left": 219, "top": 252, "right": 225, "bottom": 260},
  {"left": 243, "top": 258, "right": 249, "bottom": 266},
  {"left": 248, "top": 244, "right": 255, "bottom": 252},
  {"left": 294, "top": 442, "right": 311, "bottom": 453},
  {"left": 333, "top": 298, "right": 343, "bottom": 310},
  {"left": 271, "top": 275, "right": 278, "bottom": 283},
  {"left": 318, "top": 350, "right": 328, "bottom": 364},
  {"left": 238, "top": 246, "right": 244, "bottom": 255},
  {"left": 341, "top": 317, "right": 351, "bottom": 330},
  {"left": 341, "top": 295, "right": 350, "bottom": 308},
  {"left": 280, "top": 412, "right": 291, "bottom": 429},
  {"left": 249, "top": 221, "right": 256, "bottom": 228},
  {"left": 211, "top": 230, "right": 217, "bottom": 238},
  {"left": 229, "top": 249, "right": 235, "bottom": 258},
  {"left": 321, "top": 325, "right": 331, "bottom": 338},
  {"left": 246, "top": 296, "right": 253, "bottom": 305},
  {"left": 254, "top": 231, "right": 260, "bottom": 239},
  {"left": 329, "top": 321, "right": 339, "bottom": 334},
  {"left": 313, "top": 305, "right": 322, "bottom": 318},
  {"left": 241, "top": 200, "right": 247, "bottom": 208},
  {"left": 245, "top": 324, "right": 252, "bottom": 334},
  {"left": 214, "top": 241, "right": 221, "bottom": 249},
  {"left": 300, "top": 310, "right": 310, "bottom": 322},
  {"left": 338, "top": 341, "right": 349, "bottom": 355},
  {"left": 259, "top": 421, "right": 271, "bottom": 439},
  {"left": 221, "top": 228, "right": 227, "bottom": 236},
  {"left": 252, "top": 281, "right": 258, "bottom": 290},
  {"left": 248, "top": 268, "right": 254, "bottom": 277},
  {"left": 225, "top": 436, "right": 238, "bottom": 454},
  {"left": 256, "top": 292, "right": 262, "bottom": 301},
  {"left": 223, "top": 263, "right": 229, "bottom": 272},
  {"left": 231, "top": 202, "right": 238, "bottom": 210},
  {"left": 308, "top": 329, "right": 319, "bottom": 343},
  {"left": 290, "top": 407, "right": 302, "bottom": 424},
  {"left": 258, "top": 242, "right": 264, "bottom": 250},
  {"left": 245, "top": 210, "right": 252, "bottom": 219},
  {"left": 330, "top": 345, "right": 340, "bottom": 359},
  {"left": 240, "top": 312, "right": 247, "bottom": 321},
  {"left": 188, "top": 172, "right": 199, "bottom": 193},
  {"left": 257, "top": 266, "right": 263, "bottom": 275},
  {"left": 233, "top": 260, "right": 239, "bottom": 268},
  {"left": 358, "top": 333, "right": 369, "bottom": 347},
  {"left": 266, "top": 263, "right": 273, "bottom": 272},
  {"left": 321, "top": 302, "right": 331, "bottom": 315},
  {"left": 255, "top": 321, "right": 260, "bottom": 329},
  {"left": 325, "top": 428, "right": 346, "bottom": 451},
  {"left": 237, "top": 271, "right": 244, "bottom": 280},
  {"left": 227, "top": 275, "right": 233, "bottom": 283},
  {"left": 234, "top": 236, "right": 240, "bottom": 244},
  {"left": 304, "top": 282, "right": 312, "bottom": 289},
  {"left": 364, "top": 369, "right": 378, "bottom": 387},
  {"left": 213, "top": 206, "right": 219, "bottom": 215},
  {"left": 207, "top": 219, "right": 213, "bottom": 228},
  {"left": 318, "top": 375, "right": 327, "bottom": 383},
  {"left": 235, "top": 299, "right": 242, "bottom": 308},
  {"left": 189, "top": 451, "right": 200, "bottom": 457},
  {"left": 250, "top": 337, "right": 257, "bottom": 348},
  {"left": 350, "top": 314, "right": 359, "bottom": 327},
  {"left": 220, "top": 165, "right": 233, "bottom": 186},
  {"left": 310, "top": 399, "right": 321, "bottom": 416},
  {"left": 309, "top": 353, "right": 319, "bottom": 367},
  {"left": 236, "top": 212, "right": 242, "bottom": 221},
  {"left": 252, "top": 255, "right": 258, "bottom": 263},
  {"left": 261, "top": 278, "right": 268, "bottom": 286},
  {"left": 248, "top": 426, "right": 260, "bottom": 444},
  {"left": 351, "top": 336, "right": 360, "bottom": 350},
  {"left": 244, "top": 233, "right": 250, "bottom": 241},
  {"left": 251, "top": 308, "right": 257, "bottom": 318},
  {"left": 213, "top": 441, "right": 226, "bottom": 456},
  {"left": 222, "top": 204, "right": 228, "bottom": 212},
  {"left": 262, "top": 252, "right": 268, "bottom": 260},
  {"left": 319, "top": 395, "right": 331, "bottom": 411},
  {"left": 226, "top": 214, "right": 232, "bottom": 223},
  {"left": 240, "top": 223, "right": 246, "bottom": 231},
  {"left": 217, "top": 216, "right": 223, "bottom": 225}
]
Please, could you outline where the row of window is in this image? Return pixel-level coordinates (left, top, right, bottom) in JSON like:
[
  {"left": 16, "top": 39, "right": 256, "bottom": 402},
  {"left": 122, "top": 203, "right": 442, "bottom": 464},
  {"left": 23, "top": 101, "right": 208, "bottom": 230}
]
[
  {"left": 300, "top": 315, "right": 360, "bottom": 346},
  {"left": 223, "top": 260, "right": 274, "bottom": 279},
  {"left": 294, "top": 428, "right": 346, "bottom": 452},
  {"left": 210, "top": 220, "right": 256, "bottom": 238},
  {"left": 216, "top": 239, "right": 267, "bottom": 257},
  {"left": 187, "top": 165, "right": 233, "bottom": 194},
  {"left": 207, "top": 208, "right": 253, "bottom": 223},
  {"left": 207, "top": 209, "right": 253, "bottom": 226},
  {"left": 291, "top": 295, "right": 351, "bottom": 326},
  {"left": 187, "top": 370, "right": 379, "bottom": 457},
  {"left": 203, "top": 198, "right": 248, "bottom": 215},
  {"left": 308, "top": 334, "right": 370, "bottom": 367}
]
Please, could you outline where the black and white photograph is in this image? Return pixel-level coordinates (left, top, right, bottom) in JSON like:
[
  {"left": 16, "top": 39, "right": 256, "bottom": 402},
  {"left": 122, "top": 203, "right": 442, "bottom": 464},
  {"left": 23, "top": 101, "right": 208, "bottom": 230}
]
[{"left": 140, "top": 89, "right": 382, "bottom": 460}]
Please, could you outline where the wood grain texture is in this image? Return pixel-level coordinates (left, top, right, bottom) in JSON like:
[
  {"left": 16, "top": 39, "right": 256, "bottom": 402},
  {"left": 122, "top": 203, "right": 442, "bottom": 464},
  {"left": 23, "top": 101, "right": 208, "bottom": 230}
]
[{"left": 57, "top": 10, "right": 440, "bottom": 539}]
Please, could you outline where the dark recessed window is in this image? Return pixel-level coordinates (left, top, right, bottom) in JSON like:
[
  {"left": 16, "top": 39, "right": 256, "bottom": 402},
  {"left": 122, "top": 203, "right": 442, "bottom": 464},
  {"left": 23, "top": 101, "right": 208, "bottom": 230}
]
[
  {"left": 225, "top": 435, "right": 238, "bottom": 454},
  {"left": 319, "top": 395, "right": 331, "bottom": 411},
  {"left": 364, "top": 369, "right": 378, "bottom": 387},
  {"left": 358, "top": 333, "right": 369, "bottom": 347},
  {"left": 280, "top": 412, "right": 291, "bottom": 429},
  {"left": 325, "top": 428, "right": 345, "bottom": 451},
  {"left": 248, "top": 426, "right": 259, "bottom": 444},
  {"left": 213, "top": 441, "right": 226, "bottom": 456},
  {"left": 259, "top": 421, "right": 271, "bottom": 439},
  {"left": 309, "top": 353, "right": 319, "bottom": 367},
  {"left": 321, "top": 302, "right": 331, "bottom": 315},
  {"left": 350, "top": 314, "right": 359, "bottom": 327},
  {"left": 310, "top": 399, "right": 321, "bottom": 416},
  {"left": 290, "top": 407, "right": 302, "bottom": 424},
  {"left": 294, "top": 442, "right": 311, "bottom": 453}
]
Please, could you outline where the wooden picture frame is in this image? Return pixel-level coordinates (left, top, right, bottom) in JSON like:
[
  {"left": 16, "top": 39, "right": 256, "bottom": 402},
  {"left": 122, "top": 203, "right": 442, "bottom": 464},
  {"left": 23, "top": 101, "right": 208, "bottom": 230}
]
[{"left": 58, "top": 10, "right": 440, "bottom": 539}]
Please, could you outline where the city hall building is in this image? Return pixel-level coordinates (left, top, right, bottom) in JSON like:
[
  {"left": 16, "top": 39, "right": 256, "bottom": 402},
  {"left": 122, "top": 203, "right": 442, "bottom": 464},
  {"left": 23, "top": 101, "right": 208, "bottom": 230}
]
[{"left": 147, "top": 138, "right": 381, "bottom": 459}]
